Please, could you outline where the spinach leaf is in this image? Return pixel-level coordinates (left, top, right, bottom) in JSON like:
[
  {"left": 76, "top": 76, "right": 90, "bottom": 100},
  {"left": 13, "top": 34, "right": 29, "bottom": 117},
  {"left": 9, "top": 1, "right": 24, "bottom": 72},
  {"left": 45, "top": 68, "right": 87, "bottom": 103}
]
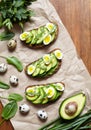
[
  {"left": 8, "top": 93, "right": 23, "bottom": 102},
  {"left": 2, "top": 101, "right": 18, "bottom": 120},
  {"left": 0, "top": 31, "right": 15, "bottom": 41},
  {"left": 6, "top": 56, "right": 23, "bottom": 72},
  {"left": 0, "top": 81, "right": 10, "bottom": 89}
]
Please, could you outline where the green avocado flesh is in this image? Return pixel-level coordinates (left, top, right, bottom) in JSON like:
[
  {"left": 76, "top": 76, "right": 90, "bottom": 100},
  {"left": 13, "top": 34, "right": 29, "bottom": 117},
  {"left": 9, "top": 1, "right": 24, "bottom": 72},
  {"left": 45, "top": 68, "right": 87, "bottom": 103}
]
[
  {"left": 20, "top": 23, "right": 57, "bottom": 46},
  {"left": 25, "top": 82, "right": 64, "bottom": 104},
  {"left": 59, "top": 92, "right": 86, "bottom": 120},
  {"left": 26, "top": 51, "right": 61, "bottom": 78}
]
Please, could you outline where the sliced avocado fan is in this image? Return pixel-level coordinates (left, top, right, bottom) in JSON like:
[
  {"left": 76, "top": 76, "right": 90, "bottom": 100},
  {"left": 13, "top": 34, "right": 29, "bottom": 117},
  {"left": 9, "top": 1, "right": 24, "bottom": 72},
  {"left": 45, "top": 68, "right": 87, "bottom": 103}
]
[
  {"left": 20, "top": 22, "right": 58, "bottom": 48},
  {"left": 25, "top": 49, "right": 63, "bottom": 78},
  {"left": 25, "top": 82, "right": 65, "bottom": 104}
]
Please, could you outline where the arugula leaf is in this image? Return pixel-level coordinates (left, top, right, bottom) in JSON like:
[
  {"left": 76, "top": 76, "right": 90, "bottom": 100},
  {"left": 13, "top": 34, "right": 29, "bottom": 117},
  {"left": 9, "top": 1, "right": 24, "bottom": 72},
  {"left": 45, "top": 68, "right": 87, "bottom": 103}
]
[{"left": 3, "top": 19, "right": 13, "bottom": 30}]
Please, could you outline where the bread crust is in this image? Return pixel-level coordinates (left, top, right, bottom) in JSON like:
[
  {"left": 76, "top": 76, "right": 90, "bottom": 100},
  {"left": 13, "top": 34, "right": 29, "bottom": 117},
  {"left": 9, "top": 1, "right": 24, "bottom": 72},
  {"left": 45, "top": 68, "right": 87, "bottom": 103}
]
[
  {"left": 20, "top": 22, "right": 58, "bottom": 49},
  {"left": 25, "top": 82, "right": 65, "bottom": 91},
  {"left": 25, "top": 48, "right": 62, "bottom": 79}
]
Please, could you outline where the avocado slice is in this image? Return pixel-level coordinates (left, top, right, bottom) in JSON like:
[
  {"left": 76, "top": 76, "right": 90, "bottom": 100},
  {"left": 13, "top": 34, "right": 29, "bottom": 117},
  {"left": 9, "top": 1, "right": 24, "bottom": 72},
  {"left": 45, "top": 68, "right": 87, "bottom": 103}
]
[
  {"left": 39, "top": 60, "right": 47, "bottom": 75},
  {"left": 51, "top": 53, "right": 58, "bottom": 68},
  {"left": 41, "top": 87, "right": 49, "bottom": 104},
  {"left": 51, "top": 32, "right": 56, "bottom": 42},
  {"left": 25, "top": 32, "right": 33, "bottom": 44},
  {"left": 46, "top": 63, "right": 52, "bottom": 72},
  {"left": 33, "top": 87, "right": 45, "bottom": 104},
  {"left": 37, "top": 27, "right": 49, "bottom": 44},
  {"left": 47, "top": 85, "right": 57, "bottom": 101},
  {"left": 32, "top": 59, "right": 42, "bottom": 77},
  {"left": 25, "top": 87, "right": 40, "bottom": 101},
  {"left": 46, "top": 62, "right": 58, "bottom": 76},
  {"left": 31, "top": 30, "right": 38, "bottom": 44},
  {"left": 59, "top": 92, "right": 86, "bottom": 120}
]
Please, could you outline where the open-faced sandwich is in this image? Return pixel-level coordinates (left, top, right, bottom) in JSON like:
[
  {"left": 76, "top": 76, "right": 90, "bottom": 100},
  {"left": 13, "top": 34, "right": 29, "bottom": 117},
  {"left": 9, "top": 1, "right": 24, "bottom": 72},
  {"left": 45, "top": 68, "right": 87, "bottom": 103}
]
[
  {"left": 20, "top": 22, "right": 58, "bottom": 48},
  {"left": 25, "top": 82, "right": 65, "bottom": 104},
  {"left": 25, "top": 49, "right": 63, "bottom": 78}
]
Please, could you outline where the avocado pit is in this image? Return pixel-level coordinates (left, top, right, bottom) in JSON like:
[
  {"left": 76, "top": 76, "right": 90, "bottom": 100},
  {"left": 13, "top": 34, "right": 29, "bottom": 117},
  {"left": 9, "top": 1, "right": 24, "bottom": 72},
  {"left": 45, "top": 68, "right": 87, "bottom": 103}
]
[{"left": 65, "top": 101, "right": 78, "bottom": 116}]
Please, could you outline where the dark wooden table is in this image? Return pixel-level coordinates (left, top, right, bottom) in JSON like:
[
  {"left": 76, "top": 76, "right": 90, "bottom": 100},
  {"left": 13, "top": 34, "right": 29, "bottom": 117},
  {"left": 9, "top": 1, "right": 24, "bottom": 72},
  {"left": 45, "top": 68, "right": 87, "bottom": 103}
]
[{"left": 0, "top": 0, "right": 91, "bottom": 130}]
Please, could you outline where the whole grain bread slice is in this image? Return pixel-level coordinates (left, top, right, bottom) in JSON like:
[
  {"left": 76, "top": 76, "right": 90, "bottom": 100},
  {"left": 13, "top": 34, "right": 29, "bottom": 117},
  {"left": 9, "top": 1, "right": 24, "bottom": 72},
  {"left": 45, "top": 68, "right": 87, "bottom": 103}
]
[
  {"left": 25, "top": 48, "right": 62, "bottom": 79},
  {"left": 20, "top": 22, "right": 58, "bottom": 49}
]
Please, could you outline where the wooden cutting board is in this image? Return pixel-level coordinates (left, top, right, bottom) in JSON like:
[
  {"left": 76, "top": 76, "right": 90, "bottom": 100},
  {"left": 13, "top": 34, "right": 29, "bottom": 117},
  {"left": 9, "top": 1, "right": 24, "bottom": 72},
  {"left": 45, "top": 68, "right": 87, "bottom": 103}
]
[{"left": 0, "top": 0, "right": 90, "bottom": 130}]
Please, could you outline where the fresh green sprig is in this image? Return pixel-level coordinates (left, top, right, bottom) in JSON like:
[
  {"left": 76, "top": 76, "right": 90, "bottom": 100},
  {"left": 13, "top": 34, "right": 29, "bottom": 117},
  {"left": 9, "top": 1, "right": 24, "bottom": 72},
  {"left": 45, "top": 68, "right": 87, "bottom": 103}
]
[
  {"left": 0, "top": 0, "right": 36, "bottom": 30},
  {"left": 39, "top": 110, "right": 91, "bottom": 130}
]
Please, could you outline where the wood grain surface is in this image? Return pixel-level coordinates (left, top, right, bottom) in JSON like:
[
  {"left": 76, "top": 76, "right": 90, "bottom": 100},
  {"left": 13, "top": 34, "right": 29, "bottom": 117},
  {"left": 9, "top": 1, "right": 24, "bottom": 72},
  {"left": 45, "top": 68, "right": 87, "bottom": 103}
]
[
  {"left": 51, "top": 0, "right": 91, "bottom": 75},
  {"left": 0, "top": 0, "right": 91, "bottom": 130}
]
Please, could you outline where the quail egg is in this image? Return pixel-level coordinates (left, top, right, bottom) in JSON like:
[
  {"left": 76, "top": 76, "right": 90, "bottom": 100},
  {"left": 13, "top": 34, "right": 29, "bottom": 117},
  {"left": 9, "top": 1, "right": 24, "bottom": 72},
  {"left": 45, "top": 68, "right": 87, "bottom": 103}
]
[
  {"left": 54, "top": 50, "right": 63, "bottom": 60},
  {"left": 37, "top": 110, "right": 48, "bottom": 120},
  {"left": 0, "top": 63, "right": 7, "bottom": 73},
  {"left": 20, "top": 32, "right": 29, "bottom": 41},
  {"left": 46, "top": 87, "right": 55, "bottom": 98},
  {"left": 27, "top": 65, "right": 35, "bottom": 75},
  {"left": 19, "top": 104, "right": 30, "bottom": 114},
  {"left": 46, "top": 23, "right": 55, "bottom": 32},
  {"left": 43, "top": 34, "right": 52, "bottom": 45},
  {"left": 7, "top": 39, "right": 17, "bottom": 51},
  {"left": 56, "top": 83, "right": 65, "bottom": 91},
  {"left": 43, "top": 54, "right": 51, "bottom": 65},
  {"left": 9, "top": 75, "right": 18, "bottom": 86}
]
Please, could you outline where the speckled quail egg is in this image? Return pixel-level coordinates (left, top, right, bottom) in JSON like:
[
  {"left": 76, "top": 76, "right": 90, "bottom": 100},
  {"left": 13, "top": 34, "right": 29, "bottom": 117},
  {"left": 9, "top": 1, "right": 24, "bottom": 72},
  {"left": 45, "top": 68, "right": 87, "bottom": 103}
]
[
  {"left": 43, "top": 34, "right": 52, "bottom": 45},
  {"left": 46, "top": 23, "right": 55, "bottom": 31},
  {"left": 19, "top": 104, "right": 30, "bottom": 114},
  {"left": 0, "top": 63, "right": 7, "bottom": 73},
  {"left": 27, "top": 65, "right": 35, "bottom": 75},
  {"left": 20, "top": 32, "right": 29, "bottom": 41},
  {"left": 7, "top": 39, "right": 17, "bottom": 51},
  {"left": 43, "top": 54, "right": 51, "bottom": 65},
  {"left": 9, "top": 75, "right": 18, "bottom": 86},
  {"left": 54, "top": 49, "right": 63, "bottom": 60},
  {"left": 37, "top": 110, "right": 48, "bottom": 120}
]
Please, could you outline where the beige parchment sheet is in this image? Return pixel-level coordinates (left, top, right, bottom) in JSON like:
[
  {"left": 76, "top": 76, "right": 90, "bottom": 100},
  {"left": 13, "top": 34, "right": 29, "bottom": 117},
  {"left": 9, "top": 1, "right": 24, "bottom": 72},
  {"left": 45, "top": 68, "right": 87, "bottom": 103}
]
[{"left": 0, "top": 0, "right": 91, "bottom": 130}]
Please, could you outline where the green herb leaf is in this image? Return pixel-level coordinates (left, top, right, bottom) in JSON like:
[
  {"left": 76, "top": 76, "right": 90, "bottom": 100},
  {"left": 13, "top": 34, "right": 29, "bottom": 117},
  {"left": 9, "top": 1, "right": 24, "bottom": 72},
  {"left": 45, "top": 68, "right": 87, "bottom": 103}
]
[
  {"left": 6, "top": 56, "right": 23, "bottom": 72},
  {"left": 2, "top": 101, "right": 18, "bottom": 120},
  {"left": 0, "top": 0, "right": 36, "bottom": 31},
  {"left": 8, "top": 93, "right": 23, "bottom": 102},
  {"left": 0, "top": 81, "right": 10, "bottom": 89},
  {"left": 0, "top": 31, "right": 15, "bottom": 41},
  {"left": 3, "top": 18, "right": 13, "bottom": 30}
]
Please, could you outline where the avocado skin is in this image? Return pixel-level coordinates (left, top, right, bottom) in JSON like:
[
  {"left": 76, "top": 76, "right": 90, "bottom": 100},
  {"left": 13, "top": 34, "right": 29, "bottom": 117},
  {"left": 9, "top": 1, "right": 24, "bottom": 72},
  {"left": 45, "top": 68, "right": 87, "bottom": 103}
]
[{"left": 59, "top": 92, "right": 86, "bottom": 120}]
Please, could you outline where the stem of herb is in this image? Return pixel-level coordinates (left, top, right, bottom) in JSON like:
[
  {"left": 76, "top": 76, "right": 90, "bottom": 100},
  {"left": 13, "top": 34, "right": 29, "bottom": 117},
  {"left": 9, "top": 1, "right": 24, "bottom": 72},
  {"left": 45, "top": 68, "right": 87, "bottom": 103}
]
[
  {"left": 39, "top": 117, "right": 61, "bottom": 130},
  {"left": 0, "top": 96, "right": 8, "bottom": 100},
  {"left": 0, "top": 119, "right": 5, "bottom": 126},
  {"left": 0, "top": 56, "right": 6, "bottom": 59}
]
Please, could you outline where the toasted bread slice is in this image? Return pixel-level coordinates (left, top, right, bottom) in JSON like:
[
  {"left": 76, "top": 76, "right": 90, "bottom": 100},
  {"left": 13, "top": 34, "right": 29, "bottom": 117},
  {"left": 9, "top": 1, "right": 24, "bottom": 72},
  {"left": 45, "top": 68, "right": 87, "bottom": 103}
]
[
  {"left": 20, "top": 22, "right": 58, "bottom": 48},
  {"left": 25, "top": 82, "right": 65, "bottom": 104},
  {"left": 25, "top": 48, "right": 63, "bottom": 78}
]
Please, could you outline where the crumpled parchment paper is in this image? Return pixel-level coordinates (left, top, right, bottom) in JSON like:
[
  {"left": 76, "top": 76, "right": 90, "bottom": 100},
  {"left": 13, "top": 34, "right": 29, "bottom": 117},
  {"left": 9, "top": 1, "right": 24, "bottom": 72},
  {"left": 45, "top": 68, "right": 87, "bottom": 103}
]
[{"left": 0, "top": 0, "right": 91, "bottom": 130}]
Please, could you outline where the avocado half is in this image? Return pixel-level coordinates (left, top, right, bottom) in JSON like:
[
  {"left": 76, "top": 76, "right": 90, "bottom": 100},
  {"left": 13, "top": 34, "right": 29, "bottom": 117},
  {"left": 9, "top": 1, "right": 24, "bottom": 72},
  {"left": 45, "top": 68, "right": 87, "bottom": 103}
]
[{"left": 59, "top": 92, "right": 86, "bottom": 120}]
